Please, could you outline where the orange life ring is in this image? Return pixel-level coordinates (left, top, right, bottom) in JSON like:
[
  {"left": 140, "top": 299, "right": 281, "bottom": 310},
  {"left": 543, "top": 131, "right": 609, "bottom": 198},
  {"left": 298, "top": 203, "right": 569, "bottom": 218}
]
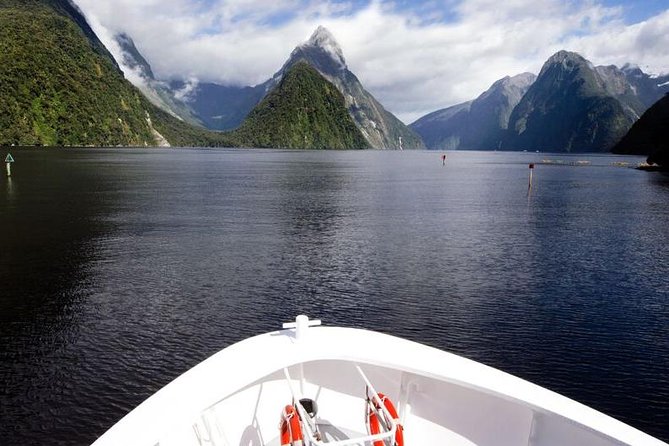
[
  {"left": 367, "top": 393, "right": 404, "bottom": 446},
  {"left": 280, "top": 404, "right": 303, "bottom": 446}
]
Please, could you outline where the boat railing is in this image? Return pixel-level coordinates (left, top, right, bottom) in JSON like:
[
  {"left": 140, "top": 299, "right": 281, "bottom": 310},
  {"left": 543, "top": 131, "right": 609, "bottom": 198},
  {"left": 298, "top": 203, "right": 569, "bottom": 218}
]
[{"left": 282, "top": 364, "right": 398, "bottom": 446}]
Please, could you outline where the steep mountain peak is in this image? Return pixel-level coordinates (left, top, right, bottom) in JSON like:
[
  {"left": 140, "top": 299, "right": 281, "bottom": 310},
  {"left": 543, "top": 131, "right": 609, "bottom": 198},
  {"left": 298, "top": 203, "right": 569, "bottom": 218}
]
[
  {"left": 297, "top": 25, "right": 346, "bottom": 69},
  {"left": 540, "top": 50, "right": 593, "bottom": 76},
  {"left": 621, "top": 63, "right": 642, "bottom": 76},
  {"left": 307, "top": 25, "right": 338, "bottom": 47}
]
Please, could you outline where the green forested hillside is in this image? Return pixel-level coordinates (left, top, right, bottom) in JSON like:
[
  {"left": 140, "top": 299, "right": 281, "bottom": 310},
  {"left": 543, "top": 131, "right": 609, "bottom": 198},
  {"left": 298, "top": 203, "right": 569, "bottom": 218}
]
[
  {"left": 233, "top": 61, "right": 369, "bottom": 149},
  {"left": 0, "top": 0, "right": 231, "bottom": 147}
]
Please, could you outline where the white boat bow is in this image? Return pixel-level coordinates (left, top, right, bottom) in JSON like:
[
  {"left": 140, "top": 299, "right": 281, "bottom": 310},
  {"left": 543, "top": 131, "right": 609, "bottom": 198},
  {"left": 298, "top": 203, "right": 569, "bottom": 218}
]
[{"left": 92, "top": 315, "right": 666, "bottom": 446}]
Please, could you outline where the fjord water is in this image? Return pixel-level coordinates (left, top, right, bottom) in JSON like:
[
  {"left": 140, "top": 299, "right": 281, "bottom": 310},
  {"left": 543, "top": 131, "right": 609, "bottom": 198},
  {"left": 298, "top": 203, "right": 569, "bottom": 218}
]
[{"left": 1, "top": 148, "right": 668, "bottom": 444}]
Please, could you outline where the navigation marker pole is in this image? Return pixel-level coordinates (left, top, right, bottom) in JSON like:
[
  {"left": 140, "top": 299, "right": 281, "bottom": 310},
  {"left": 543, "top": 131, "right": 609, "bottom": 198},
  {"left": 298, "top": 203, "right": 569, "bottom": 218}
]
[
  {"left": 5, "top": 153, "right": 14, "bottom": 177},
  {"left": 528, "top": 163, "right": 534, "bottom": 189}
]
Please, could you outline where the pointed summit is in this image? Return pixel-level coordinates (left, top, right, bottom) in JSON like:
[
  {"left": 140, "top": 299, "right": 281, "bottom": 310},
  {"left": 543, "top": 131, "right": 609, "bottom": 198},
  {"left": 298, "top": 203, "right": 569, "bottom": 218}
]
[
  {"left": 308, "top": 25, "right": 336, "bottom": 43},
  {"left": 302, "top": 26, "right": 346, "bottom": 69},
  {"left": 287, "top": 26, "right": 347, "bottom": 75}
]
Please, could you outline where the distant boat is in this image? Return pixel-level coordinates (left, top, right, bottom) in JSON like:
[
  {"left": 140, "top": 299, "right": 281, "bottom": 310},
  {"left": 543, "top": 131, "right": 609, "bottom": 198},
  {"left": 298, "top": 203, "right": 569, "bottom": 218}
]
[{"left": 92, "top": 316, "right": 666, "bottom": 446}]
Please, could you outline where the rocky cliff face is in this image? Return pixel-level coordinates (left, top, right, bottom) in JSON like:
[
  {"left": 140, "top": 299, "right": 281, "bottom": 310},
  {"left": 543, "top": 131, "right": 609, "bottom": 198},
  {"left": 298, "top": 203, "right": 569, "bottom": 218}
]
[
  {"left": 619, "top": 64, "right": 669, "bottom": 111},
  {"left": 596, "top": 65, "right": 650, "bottom": 118}
]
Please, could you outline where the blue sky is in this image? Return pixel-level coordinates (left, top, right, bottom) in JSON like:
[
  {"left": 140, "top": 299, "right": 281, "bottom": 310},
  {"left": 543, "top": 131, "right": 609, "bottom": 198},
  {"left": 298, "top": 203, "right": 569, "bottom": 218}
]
[
  {"left": 77, "top": 0, "right": 669, "bottom": 122},
  {"left": 192, "top": 0, "right": 668, "bottom": 27},
  {"left": 192, "top": 0, "right": 668, "bottom": 28},
  {"left": 602, "top": 0, "right": 668, "bottom": 23}
]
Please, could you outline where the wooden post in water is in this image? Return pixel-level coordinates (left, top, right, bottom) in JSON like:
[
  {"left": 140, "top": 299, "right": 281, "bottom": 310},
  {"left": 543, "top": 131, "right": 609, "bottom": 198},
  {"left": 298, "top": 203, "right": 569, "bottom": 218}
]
[
  {"left": 528, "top": 163, "right": 534, "bottom": 189},
  {"left": 5, "top": 153, "right": 14, "bottom": 177}
]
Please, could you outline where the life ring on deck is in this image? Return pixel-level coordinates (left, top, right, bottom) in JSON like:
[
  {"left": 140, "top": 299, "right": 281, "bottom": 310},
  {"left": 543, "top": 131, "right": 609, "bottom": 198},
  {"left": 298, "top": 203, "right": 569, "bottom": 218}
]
[
  {"left": 367, "top": 392, "right": 404, "bottom": 446},
  {"left": 280, "top": 404, "right": 303, "bottom": 446}
]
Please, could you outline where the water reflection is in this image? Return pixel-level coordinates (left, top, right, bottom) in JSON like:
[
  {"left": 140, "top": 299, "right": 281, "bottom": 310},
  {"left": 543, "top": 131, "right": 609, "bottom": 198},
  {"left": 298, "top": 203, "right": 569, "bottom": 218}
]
[
  {"left": 0, "top": 149, "right": 113, "bottom": 444},
  {"left": 5, "top": 175, "right": 14, "bottom": 199}
]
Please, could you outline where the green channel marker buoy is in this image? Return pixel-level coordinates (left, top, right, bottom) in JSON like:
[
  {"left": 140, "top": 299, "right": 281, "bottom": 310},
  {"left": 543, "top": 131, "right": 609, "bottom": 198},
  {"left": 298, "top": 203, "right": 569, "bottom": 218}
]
[{"left": 5, "top": 153, "right": 14, "bottom": 177}]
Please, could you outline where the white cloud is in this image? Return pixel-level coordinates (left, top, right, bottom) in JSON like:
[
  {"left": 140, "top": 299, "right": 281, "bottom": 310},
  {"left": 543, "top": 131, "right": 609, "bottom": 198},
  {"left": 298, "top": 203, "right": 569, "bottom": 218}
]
[
  {"left": 74, "top": 0, "right": 669, "bottom": 123},
  {"left": 173, "top": 77, "right": 200, "bottom": 103}
]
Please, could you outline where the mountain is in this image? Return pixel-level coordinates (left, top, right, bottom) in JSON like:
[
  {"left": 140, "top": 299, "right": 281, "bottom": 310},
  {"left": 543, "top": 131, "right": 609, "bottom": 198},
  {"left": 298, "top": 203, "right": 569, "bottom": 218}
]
[
  {"left": 595, "top": 65, "right": 647, "bottom": 117},
  {"left": 410, "top": 73, "right": 535, "bottom": 150},
  {"left": 503, "top": 51, "right": 635, "bottom": 152},
  {"left": 619, "top": 64, "right": 669, "bottom": 110},
  {"left": 595, "top": 64, "right": 669, "bottom": 118},
  {"left": 172, "top": 26, "right": 423, "bottom": 149},
  {"left": 232, "top": 61, "right": 369, "bottom": 149},
  {"left": 409, "top": 101, "right": 472, "bottom": 150},
  {"left": 412, "top": 51, "right": 669, "bottom": 152},
  {"left": 612, "top": 94, "right": 669, "bottom": 164},
  {"left": 275, "top": 27, "right": 424, "bottom": 149},
  {"left": 0, "top": 0, "right": 232, "bottom": 147},
  {"left": 114, "top": 33, "right": 204, "bottom": 127},
  {"left": 168, "top": 80, "right": 266, "bottom": 131}
]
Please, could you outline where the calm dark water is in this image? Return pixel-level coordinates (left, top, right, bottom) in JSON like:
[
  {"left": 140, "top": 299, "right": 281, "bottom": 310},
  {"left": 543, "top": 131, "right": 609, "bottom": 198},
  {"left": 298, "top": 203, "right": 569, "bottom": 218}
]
[{"left": 1, "top": 148, "right": 668, "bottom": 445}]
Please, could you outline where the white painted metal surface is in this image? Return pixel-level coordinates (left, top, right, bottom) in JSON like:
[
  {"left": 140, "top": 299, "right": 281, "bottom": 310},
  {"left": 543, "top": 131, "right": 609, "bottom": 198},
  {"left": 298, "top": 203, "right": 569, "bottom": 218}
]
[{"left": 92, "top": 316, "right": 666, "bottom": 446}]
